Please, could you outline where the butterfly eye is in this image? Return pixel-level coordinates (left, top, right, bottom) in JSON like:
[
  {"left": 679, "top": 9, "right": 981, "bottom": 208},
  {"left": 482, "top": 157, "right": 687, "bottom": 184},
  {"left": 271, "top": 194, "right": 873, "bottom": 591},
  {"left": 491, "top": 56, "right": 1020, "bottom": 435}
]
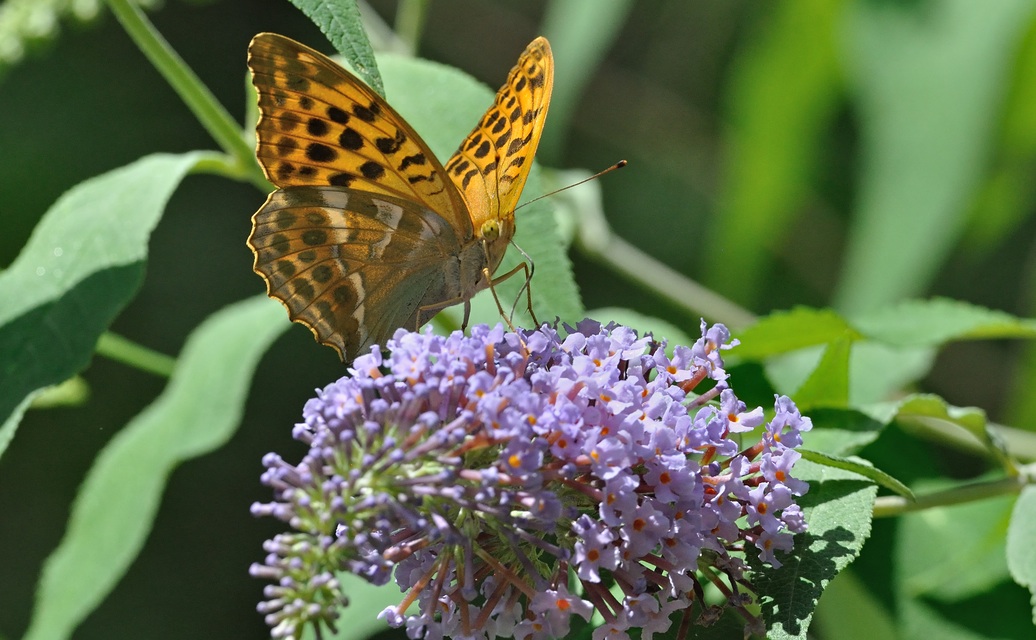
[{"left": 480, "top": 219, "right": 502, "bottom": 241}]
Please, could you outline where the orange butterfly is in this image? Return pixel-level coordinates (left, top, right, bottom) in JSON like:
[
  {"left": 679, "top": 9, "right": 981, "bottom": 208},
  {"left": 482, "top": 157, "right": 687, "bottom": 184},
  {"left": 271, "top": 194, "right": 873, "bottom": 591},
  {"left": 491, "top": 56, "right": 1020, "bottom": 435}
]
[{"left": 246, "top": 33, "right": 553, "bottom": 360}]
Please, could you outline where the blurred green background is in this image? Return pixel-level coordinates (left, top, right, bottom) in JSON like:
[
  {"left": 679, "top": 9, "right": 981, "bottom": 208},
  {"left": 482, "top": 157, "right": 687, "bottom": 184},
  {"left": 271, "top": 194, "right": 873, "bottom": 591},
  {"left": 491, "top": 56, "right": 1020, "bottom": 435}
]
[{"left": 3, "top": 0, "right": 1036, "bottom": 638}]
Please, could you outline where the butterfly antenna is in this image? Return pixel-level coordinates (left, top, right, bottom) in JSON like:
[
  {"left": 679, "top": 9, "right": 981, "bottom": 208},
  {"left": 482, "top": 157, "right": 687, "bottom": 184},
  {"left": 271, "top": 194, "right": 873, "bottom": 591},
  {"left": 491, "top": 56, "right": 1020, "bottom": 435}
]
[{"left": 515, "top": 160, "right": 627, "bottom": 211}]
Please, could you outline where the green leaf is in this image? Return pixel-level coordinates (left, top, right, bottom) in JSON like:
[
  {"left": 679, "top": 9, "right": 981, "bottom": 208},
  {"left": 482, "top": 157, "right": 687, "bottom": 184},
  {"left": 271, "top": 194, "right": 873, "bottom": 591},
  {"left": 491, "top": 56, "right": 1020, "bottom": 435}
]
[
  {"left": 835, "top": 0, "right": 1036, "bottom": 313},
  {"left": 755, "top": 459, "right": 878, "bottom": 639},
  {"left": 852, "top": 297, "right": 1036, "bottom": 347},
  {"left": 376, "top": 53, "right": 581, "bottom": 327},
  {"left": 799, "top": 449, "right": 913, "bottom": 500},
  {"left": 811, "top": 569, "right": 897, "bottom": 640},
  {"left": 706, "top": 0, "right": 844, "bottom": 303},
  {"left": 892, "top": 394, "right": 1009, "bottom": 467},
  {"left": 898, "top": 479, "right": 1014, "bottom": 602},
  {"left": 288, "top": 0, "right": 384, "bottom": 96},
  {"left": 22, "top": 295, "right": 288, "bottom": 640},
  {"left": 1007, "top": 485, "right": 1036, "bottom": 624},
  {"left": 894, "top": 480, "right": 1027, "bottom": 638},
  {"left": 793, "top": 334, "right": 851, "bottom": 408},
  {"left": 0, "top": 152, "right": 204, "bottom": 445},
  {"left": 732, "top": 307, "right": 859, "bottom": 360},
  {"left": 845, "top": 341, "right": 936, "bottom": 406},
  {"left": 801, "top": 408, "right": 887, "bottom": 457},
  {"left": 0, "top": 394, "right": 34, "bottom": 460}
]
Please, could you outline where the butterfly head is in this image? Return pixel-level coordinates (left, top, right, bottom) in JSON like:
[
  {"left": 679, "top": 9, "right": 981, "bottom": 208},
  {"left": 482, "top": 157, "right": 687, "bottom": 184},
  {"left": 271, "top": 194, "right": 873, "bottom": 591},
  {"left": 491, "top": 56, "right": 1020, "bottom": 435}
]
[{"left": 478, "top": 217, "right": 515, "bottom": 271}]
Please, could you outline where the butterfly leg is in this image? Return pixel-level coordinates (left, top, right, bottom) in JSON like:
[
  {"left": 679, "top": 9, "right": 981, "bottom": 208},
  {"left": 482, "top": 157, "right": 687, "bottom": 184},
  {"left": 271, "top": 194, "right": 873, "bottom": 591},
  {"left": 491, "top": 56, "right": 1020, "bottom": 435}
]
[
  {"left": 413, "top": 259, "right": 537, "bottom": 336},
  {"left": 506, "top": 240, "right": 539, "bottom": 327},
  {"left": 461, "top": 299, "right": 472, "bottom": 331},
  {"left": 508, "top": 261, "right": 539, "bottom": 329}
]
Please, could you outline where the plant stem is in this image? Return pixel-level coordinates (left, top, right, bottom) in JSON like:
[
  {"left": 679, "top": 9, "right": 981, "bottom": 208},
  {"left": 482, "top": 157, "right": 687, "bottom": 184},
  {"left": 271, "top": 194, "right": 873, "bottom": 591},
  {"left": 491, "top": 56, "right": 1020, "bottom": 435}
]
[
  {"left": 95, "top": 332, "right": 176, "bottom": 378},
  {"left": 104, "top": 0, "right": 268, "bottom": 190},
  {"left": 872, "top": 469, "right": 1034, "bottom": 517},
  {"left": 575, "top": 202, "right": 756, "bottom": 329},
  {"left": 395, "top": 0, "right": 429, "bottom": 55}
]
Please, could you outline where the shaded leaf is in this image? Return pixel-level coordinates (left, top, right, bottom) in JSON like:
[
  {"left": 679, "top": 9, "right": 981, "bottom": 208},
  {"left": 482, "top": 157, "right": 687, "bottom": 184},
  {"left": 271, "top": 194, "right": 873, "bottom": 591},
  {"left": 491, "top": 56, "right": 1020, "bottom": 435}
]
[
  {"left": 0, "top": 152, "right": 204, "bottom": 446},
  {"left": 799, "top": 449, "right": 913, "bottom": 499},
  {"left": 756, "top": 459, "right": 878, "bottom": 639},
  {"left": 898, "top": 480, "right": 1013, "bottom": 601},
  {"left": 1007, "top": 485, "right": 1036, "bottom": 624}
]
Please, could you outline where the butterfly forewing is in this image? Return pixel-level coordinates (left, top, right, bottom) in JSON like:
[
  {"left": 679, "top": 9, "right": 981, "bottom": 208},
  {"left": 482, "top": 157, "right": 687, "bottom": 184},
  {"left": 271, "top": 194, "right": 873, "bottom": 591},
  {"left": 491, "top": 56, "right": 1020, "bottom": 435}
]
[
  {"left": 444, "top": 37, "right": 554, "bottom": 266},
  {"left": 248, "top": 33, "right": 473, "bottom": 237},
  {"left": 250, "top": 187, "right": 474, "bottom": 359}
]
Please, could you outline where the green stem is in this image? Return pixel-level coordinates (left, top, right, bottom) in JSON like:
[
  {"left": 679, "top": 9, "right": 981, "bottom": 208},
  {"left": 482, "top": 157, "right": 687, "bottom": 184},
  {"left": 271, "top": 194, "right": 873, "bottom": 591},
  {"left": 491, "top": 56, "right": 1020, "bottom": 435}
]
[
  {"left": 394, "top": 0, "right": 429, "bottom": 54},
  {"left": 872, "top": 468, "right": 1034, "bottom": 517},
  {"left": 104, "top": 0, "right": 268, "bottom": 190},
  {"left": 897, "top": 415, "right": 1034, "bottom": 472},
  {"left": 96, "top": 332, "right": 176, "bottom": 378},
  {"left": 575, "top": 202, "right": 756, "bottom": 329}
]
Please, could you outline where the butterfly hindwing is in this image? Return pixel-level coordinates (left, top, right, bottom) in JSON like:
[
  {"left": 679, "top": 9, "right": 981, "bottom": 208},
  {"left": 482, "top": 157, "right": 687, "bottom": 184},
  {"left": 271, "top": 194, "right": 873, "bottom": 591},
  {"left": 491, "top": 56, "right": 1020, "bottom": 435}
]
[{"left": 249, "top": 186, "right": 473, "bottom": 359}]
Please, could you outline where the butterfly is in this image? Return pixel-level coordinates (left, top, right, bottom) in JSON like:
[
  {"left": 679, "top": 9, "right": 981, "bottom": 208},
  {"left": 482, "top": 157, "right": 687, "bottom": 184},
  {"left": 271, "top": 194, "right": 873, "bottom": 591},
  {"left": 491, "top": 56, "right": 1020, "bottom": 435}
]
[{"left": 246, "top": 33, "right": 553, "bottom": 361}]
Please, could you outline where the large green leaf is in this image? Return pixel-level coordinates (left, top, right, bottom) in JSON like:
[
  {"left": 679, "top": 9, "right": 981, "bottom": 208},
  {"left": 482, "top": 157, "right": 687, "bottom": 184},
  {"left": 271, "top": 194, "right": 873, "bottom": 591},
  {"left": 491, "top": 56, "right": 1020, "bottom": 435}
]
[
  {"left": 896, "top": 480, "right": 1027, "bottom": 639},
  {"left": 732, "top": 307, "right": 858, "bottom": 361},
  {"left": 755, "top": 459, "right": 878, "bottom": 639},
  {"left": 1007, "top": 486, "right": 1036, "bottom": 625},
  {"left": 0, "top": 152, "right": 205, "bottom": 452},
  {"left": 897, "top": 479, "right": 1014, "bottom": 602},
  {"left": 793, "top": 334, "right": 851, "bottom": 408},
  {"left": 22, "top": 295, "right": 288, "bottom": 640}
]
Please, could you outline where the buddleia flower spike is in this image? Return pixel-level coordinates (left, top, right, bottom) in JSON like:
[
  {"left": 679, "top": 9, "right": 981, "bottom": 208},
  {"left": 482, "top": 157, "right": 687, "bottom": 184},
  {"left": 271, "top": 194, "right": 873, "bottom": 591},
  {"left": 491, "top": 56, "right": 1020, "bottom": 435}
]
[{"left": 251, "top": 320, "right": 811, "bottom": 639}]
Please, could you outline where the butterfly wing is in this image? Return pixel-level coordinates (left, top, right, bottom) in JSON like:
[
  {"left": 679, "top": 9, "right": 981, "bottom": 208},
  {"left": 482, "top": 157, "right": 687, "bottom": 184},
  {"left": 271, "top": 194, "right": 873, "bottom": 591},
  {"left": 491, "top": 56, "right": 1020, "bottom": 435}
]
[
  {"left": 246, "top": 33, "right": 551, "bottom": 359},
  {"left": 249, "top": 186, "right": 480, "bottom": 360},
  {"left": 444, "top": 36, "right": 554, "bottom": 270},
  {"left": 247, "top": 32, "right": 473, "bottom": 238}
]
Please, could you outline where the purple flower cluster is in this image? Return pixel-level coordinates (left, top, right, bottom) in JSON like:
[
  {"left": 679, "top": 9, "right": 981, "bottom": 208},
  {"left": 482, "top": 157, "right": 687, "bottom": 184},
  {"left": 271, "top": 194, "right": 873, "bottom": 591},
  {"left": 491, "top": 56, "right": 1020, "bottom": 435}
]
[{"left": 250, "top": 320, "right": 811, "bottom": 639}]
